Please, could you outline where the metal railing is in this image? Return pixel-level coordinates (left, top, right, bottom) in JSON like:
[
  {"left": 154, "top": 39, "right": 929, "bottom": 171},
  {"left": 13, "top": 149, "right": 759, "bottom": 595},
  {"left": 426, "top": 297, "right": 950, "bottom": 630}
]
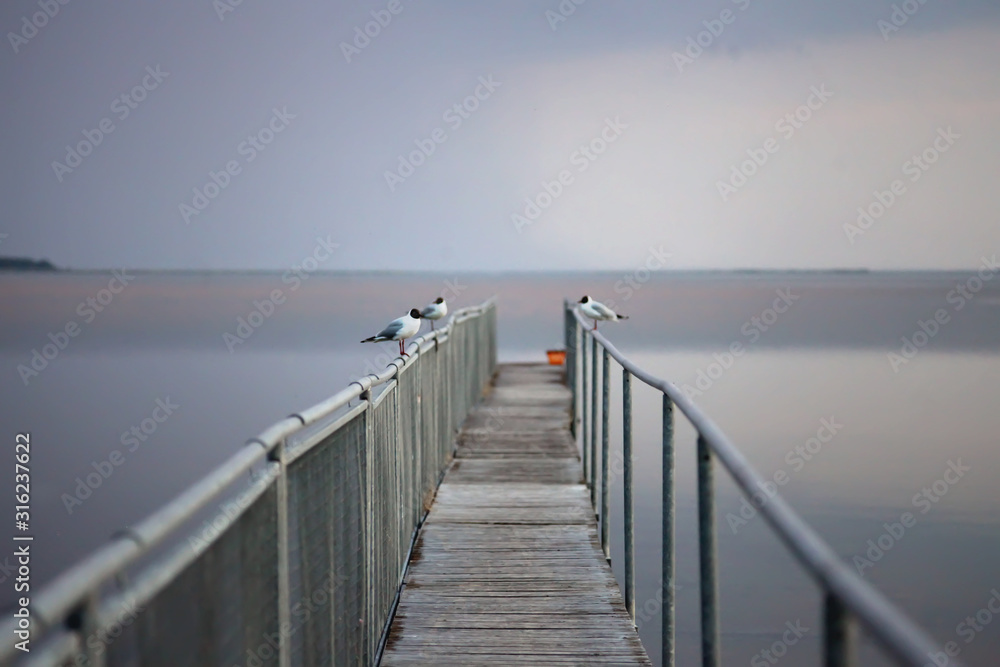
[
  {"left": 564, "top": 299, "right": 963, "bottom": 667},
  {"left": 1, "top": 299, "right": 496, "bottom": 667}
]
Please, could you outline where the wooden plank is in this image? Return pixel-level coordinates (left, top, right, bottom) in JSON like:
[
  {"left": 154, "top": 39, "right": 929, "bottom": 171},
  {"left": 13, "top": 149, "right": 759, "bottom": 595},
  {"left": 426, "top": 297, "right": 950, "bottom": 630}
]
[
  {"left": 380, "top": 363, "right": 650, "bottom": 665},
  {"left": 446, "top": 459, "right": 583, "bottom": 485},
  {"left": 455, "top": 433, "right": 577, "bottom": 459}
]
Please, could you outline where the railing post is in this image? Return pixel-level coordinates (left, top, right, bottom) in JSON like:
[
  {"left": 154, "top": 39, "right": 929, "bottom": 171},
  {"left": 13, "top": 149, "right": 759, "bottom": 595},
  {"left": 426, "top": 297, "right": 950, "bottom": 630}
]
[
  {"left": 623, "top": 371, "right": 635, "bottom": 623},
  {"left": 581, "top": 332, "right": 589, "bottom": 484},
  {"left": 589, "top": 336, "right": 598, "bottom": 507},
  {"left": 696, "top": 434, "right": 720, "bottom": 667},
  {"left": 662, "top": 395, "right": 676, "bottom": 666},
  {"left": 75, "top": 594, "right": 105, "bottom": 667},
  {"left": 363, "top": 389, "right": 377, "bottom": 663},
  {"left": 269, "top": 439, "right": 292, "bottom": 667},
  {"left": 824, "top": 593, "right": 856, "bottom": 667},
  {"left": 600, "top": 347, "right": 610, "bottom": 561},
  {"left": 574, "top": 318, "right": 582, "bottom": 440},
  {"left": 564, "top": 301, "right": 576, "bottom": 437}
]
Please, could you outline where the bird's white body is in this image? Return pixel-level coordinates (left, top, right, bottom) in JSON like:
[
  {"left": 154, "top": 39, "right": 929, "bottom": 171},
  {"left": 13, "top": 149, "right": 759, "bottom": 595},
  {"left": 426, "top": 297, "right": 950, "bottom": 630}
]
[
  {"left": 361, "top": 308, "right": 423, "bottom": 356},
  {"left": 421, "top": 299, "right": 447, "bottom": 321},
  {"left": 580, "top": 300, "right": 619, "bottom": 322},
  {"left": 421, "top": 298, "right": 447, "bottom": 331},
  {"left": 372, "top": 312, "right": 421, "bottom": 341},
  {"left": 578, "top": 296, "right": 628, "bottom": 330}
]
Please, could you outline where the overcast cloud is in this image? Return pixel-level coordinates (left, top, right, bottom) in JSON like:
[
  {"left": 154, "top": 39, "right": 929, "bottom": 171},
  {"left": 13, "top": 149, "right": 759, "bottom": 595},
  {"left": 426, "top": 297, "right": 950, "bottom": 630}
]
[{"left": 2, "top": 0, "right": 998, "bottom": 270}]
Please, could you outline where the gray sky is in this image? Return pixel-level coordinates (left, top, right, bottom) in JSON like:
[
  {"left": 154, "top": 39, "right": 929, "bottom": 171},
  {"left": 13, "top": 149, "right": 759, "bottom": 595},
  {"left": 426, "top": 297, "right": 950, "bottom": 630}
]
[{"left": 2, "top": 0, "right": 999, "bottom": 271}]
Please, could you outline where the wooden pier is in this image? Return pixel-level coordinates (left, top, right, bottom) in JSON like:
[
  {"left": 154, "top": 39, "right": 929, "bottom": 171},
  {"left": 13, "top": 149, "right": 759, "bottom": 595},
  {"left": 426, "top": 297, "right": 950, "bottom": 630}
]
[{"left": 381, "top": 363, "right": 650, "bottom": 665}]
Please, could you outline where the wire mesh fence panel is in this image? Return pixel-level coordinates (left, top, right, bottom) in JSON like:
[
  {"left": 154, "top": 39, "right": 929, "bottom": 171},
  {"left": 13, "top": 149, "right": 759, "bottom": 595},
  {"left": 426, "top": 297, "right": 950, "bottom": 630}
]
[
  {"left": 397, "top": 359, "right": 423, "bottom": 533},
  {"left": 419, "top": 343, "right": 443, "bottom": 501},
  {"left": 466, "top": 319, "right": 478, "bottom": 413},
  {"left": 438, "top": 339, "right": 453, "bottom": 474},
  {"left": 448, "top": 327, "right": 458, "bottom": 423},
  {"left": 330, "top": 414, "right": 368, "bottom": 666},
  {"left": 458, "top": 317, "right": 477, "bottom": 421},
  {"left": 366, "top": 383, "right": 403, "bottom": 662},
  {"left": 286, "top": 411, "right": 367, "bottom": 667},
  {"left": 107, "top": 484, "right": 280, "bottom": 667}
]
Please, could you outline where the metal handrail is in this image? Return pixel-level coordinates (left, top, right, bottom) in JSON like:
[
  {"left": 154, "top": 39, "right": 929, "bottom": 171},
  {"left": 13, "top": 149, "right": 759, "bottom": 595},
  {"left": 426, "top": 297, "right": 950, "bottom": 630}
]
[
  {"left": 1, "top": 298, "right": 496, "bottom": 665},
  {"left": 566, "top": 301, "right": 961, "bottom": 667}
]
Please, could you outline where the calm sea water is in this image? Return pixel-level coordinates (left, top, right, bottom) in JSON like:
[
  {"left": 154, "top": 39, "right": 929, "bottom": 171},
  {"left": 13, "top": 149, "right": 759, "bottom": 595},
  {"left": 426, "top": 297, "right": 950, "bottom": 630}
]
[{"left": 2, "top": 271, "right": 999, "bottom": 665}]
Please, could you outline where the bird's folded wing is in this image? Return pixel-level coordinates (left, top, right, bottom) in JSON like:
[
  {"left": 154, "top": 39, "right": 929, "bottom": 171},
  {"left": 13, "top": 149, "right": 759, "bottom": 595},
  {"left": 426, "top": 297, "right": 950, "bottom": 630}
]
[
  {"left": 377, "top": 318, "right": 404, "bottom": 338},
  {"left": 593, "top": 302, "right": 617, "bottom": 318}
]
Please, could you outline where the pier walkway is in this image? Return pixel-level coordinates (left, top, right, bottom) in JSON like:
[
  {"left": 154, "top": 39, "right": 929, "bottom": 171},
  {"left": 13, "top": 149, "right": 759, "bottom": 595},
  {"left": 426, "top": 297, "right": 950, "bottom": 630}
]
[
  {"left": 382, "top": 363, "right": 650, "bottom": 665},
  {"left": 3, "top": 297, "right": 958, "bottom": 667}
]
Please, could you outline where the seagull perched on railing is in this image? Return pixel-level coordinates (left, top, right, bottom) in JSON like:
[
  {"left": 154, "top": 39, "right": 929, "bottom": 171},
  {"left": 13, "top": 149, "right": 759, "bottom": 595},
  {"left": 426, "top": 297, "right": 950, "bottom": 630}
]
[
  {"left": 361, "top": 309, "right": 422, "bottom": 357},
  {"left": 420, "top": 297, "right": 447, "bottom": 330},
  {"left": 578, "top": 296, "right": 629, "bottom": 330}
]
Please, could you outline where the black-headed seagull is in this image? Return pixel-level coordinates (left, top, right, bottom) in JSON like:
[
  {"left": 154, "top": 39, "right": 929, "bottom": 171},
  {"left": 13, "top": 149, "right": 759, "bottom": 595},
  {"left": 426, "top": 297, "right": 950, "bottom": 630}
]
[
  {"left": 361, "top": 308, "right": 422, "bottom": 357},
  {"left": 578, "top": 295, "right": 629, "bottom": 330},
  {"left": 420, "top": 297, "right": 448, "bottom": 330}
]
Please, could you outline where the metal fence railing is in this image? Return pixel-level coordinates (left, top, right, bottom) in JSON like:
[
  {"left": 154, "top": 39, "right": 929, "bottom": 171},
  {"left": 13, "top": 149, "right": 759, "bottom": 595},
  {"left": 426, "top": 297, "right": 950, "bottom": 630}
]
[
  {"left": 1, "top": 299, "right": 496, "bottom": 667},
  {"left": 564, "top": 299, "right": 963, "bottom": 667}
]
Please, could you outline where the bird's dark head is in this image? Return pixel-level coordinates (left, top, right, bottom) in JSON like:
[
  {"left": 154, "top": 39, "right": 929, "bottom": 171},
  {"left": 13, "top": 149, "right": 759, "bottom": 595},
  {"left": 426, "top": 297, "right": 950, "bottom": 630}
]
[
  {"left": 409, "top": 308, "right": 422, "bottom": 318},
  {"left": 578, "top": 296, "right": 590, "bottom": 304},
  {"left": 434, "top": 297, "right": 444, "bottom": 304}
]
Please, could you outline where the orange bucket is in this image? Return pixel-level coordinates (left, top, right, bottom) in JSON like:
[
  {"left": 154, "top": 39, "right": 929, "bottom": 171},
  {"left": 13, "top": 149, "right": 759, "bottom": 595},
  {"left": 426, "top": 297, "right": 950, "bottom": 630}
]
[{"left": 546, "top": 349, "right": 566, "bottom": 365}]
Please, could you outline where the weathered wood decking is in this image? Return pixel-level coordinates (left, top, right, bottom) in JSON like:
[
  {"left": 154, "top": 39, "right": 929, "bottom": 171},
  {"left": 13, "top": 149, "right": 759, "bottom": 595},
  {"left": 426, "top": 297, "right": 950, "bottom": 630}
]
[{"left": 381, "top": 363, "right": 650, "bottom": 665}]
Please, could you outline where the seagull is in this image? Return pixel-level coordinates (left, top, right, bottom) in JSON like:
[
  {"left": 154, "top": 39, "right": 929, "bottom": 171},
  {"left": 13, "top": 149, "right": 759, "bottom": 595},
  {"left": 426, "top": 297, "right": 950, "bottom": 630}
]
[
  {"left": 420, "top": 297, "right": 448, "bottom": 330},
  {"left": 361, "top": 308, "right": 422, "bottom": 357},
  {"left": 578, "top": 295, "right": 629, "bottom": 330}
]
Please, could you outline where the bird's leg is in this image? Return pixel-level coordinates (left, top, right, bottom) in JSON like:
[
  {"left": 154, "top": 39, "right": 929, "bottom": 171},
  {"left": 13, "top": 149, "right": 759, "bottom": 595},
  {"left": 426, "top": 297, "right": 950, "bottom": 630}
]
[
  {"left": 592, "top": 320, "right": 597, "bottom": 330},
  {"left": 431, "top": 320, "right": 435, "bottom": 331},
  {"left": 400, "top": 339, "right": 409, "bottom": 357}
]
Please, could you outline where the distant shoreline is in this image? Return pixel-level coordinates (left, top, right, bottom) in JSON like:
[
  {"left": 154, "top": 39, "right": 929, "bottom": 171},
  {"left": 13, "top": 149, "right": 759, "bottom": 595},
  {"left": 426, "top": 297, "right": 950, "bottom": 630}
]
[
  {"left": 5, "top": 265, "right": 998, "bottom": 277},
  {"left": 0, "top": 257, "right": 58, "bottom": 271}
]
